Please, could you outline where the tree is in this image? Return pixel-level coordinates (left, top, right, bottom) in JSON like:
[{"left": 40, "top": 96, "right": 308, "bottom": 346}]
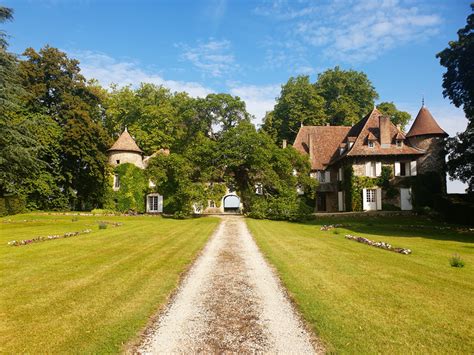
[
  {"left": 19, "top": 46, "right": 112, "bottom": 209},
  {"left": 314, "top": 66, "right": 379, "bottom": 126},
  {"left": 262, "top": 76, "right": 327, "bottom": 144},
  {"left": 437, "top": 4, "right": 474, "bottom": 191},
  {"left": 218, "top": 121, "right": 317, "bottom": 218},
  {"left": 196, "top": 93, "right": 251, "bottom": 138},
  {"left": 0, "top": 7, "right": 43, "bottom": 199},
  {"left": 106, "top": 83, "right": 191, "bottom": 154},
  {"left": 377, "top": 102, "right": 411, "bottom": 130}
]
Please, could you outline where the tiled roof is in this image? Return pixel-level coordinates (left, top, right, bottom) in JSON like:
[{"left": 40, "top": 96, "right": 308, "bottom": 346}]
[
  {"left": 406, "top": 106, "right": 448, "bottom": 137},
  {"left": 345, "top": 108, "right": 424, "bottom": 157},
  {"left": 293, "top": 126, "right": 351, "bottom": 170},
  {"left": 293, "top": 108, "right": 425, "bottom": 170},
  {"left": 108, "top": 128, "right": 143, "bottom": 153}
]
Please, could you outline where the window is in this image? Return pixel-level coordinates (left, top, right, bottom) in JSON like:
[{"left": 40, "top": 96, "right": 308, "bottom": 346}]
[
  {"left": 208, "top": 200, "right": 216, "bottom": 208},
  {"left": 255, "top": 183, "right": 263, "bottom": 195},
  {"left": 366, "top": 189, "right": 376, "bottom": 203},
  {"left": 395, "top": 161, "right": 417, "bottom": 177},
  {"left": 113, "top": 174, "right": 120, "bottom": 190},
  {"left": 396, "top": 140, "right": 403, "bottom": 147},
  {"left": 368, "top": 140, "right": 375, "bottom": 148},
  {"left": 116, "top": 160, "right": 120, "bottom": 164},
  {"left": 319, "top": 171, "right": 325, "bottom": 182},
  {"left": 148, "top": 195, "right": 159, "bottom": 212},
  {"left": 400, "top": 162, "right": 406, "bottom": 176}
]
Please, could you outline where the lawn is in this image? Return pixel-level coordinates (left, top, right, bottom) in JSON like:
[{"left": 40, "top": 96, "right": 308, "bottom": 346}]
[
  {"left": 247, "top": 215, "right": 474, "bottom": 354},
  {"left": 0, "top": 213, "right": 219, "bottom": 353}
]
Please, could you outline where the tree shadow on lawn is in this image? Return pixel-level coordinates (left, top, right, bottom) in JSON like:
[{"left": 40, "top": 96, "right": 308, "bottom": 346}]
[{"left": 295, "top": 215, "right": 474, "bottom": 244}]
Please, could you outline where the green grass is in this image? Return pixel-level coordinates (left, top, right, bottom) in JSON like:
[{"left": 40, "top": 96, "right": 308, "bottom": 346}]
[
  {"left": 1, "top": 213, "right": 219, "bottom": 353},
  {"left": 247, "top": 216, "right": 474, "bottom": 354}
]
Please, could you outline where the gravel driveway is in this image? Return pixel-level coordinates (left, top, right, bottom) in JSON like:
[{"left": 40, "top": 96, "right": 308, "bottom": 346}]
[{"left": 138, "top": 216, "right": 323, "bottom": 354}]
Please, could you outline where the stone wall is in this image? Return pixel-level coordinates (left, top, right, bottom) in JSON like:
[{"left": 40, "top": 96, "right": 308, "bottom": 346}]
[
  {"left": 407, "top": 135, "right": 446, "bottom": 194},
  {"left": 108, "top": 151, "right": 144, "bottom": 169}
]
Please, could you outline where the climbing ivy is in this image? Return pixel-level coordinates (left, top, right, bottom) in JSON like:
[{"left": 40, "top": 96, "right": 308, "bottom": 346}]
[
  {"left": 205, "top": 183, "right": 227, "bottom": 208},
  {"left": 104, "top": 163, "right": 148, "bottom": 213},
  {"left": 343, "top": 165, "right": 396, "bottom": 211}
]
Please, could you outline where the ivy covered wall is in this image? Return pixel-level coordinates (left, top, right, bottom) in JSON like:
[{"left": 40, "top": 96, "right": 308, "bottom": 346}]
[
  {"left": 342, "top": 165, "right": 396, "bottom": 211},
  {"left": 104, "top": 163, "right": 148, "bottom": 213}
]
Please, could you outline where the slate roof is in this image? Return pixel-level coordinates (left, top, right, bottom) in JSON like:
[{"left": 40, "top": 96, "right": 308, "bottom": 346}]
[
  {"left": 108, "top": 128, "right": 143, "bottom": 153},
  {"left": 406, "top": 106, "right": 448, "bottom": 138}
]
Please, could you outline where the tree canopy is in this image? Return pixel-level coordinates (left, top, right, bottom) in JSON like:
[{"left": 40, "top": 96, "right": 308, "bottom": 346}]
[
  {"left": 377, "top": 102, "right": 411, "bottom": 131},
  {"left": 262, "top": 76, "right": 326, "bottom": 143},
  {"left": 437, "top": 4, "right": 474, "bottom": 191},
  {"left": 315, "top": 66, "right": 379, "bottom": 126},
  {"left": 262, "top": 67, "right": 381, "bottom": 144}
]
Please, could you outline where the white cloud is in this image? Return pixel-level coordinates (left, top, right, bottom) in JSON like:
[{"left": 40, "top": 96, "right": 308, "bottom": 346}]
[
  {"left": 177, "top": 38, "right": 238, "bottom": 77},
  {"left": 70, "top": 50, "right": 213, "bottom": 97},
  {"left": 256, "top": 0, "right": 442, "bottom": 64},
  {"left": 229, "top": 83, "right": 281, "bottom": 125},
  {"left": 69, "top": 50, "right": 279, "bottom": 123}
]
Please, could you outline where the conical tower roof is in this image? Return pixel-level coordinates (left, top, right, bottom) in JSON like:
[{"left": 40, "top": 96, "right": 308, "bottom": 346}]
[
  {"left": 108, "top": 128, "right": 143, "bottom": 153},
  {"left": 406, "top": 106, "right": 448, "bottom": 138}
]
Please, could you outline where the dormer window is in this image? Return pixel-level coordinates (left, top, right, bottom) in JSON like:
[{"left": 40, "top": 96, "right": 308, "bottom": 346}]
[
  {"left": 396, "top": 139, "right": 403, "bottom": 147},
  {"left": 368, "top": 140, "right": 375, "bottom": 148}
]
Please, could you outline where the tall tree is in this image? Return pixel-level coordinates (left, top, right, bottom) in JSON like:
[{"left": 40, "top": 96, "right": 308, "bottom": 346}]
[
  {"left": 377, "top": 102, "right": 411, "bottom": 130},
  {"left": 0, "top": 7, "right": 42, "bottom": 198},
  {"left": 196, "top": 93, "right": 251, "bottom": 138},
  {"left": 19, "top": 46, "right": 111, "bottom": 209},
  {"left": 437, "top": 4, "right": 474, "bottom": 191},
  {"left": 314, "top": 66, "right": 379, "bottom": 126},
  {"left": 261, "top": 76, "right": 327, "bottom": 144}
]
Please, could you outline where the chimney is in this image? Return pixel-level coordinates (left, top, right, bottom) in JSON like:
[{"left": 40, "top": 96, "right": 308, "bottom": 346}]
[
  {"left": 282, "top": 139, "right": 287, "bottom": 149},
  {"left": 379, "top": 116, "right": 391, "bottom": 147},
  {"left": 308, "top": 133, "right": 313, "bottom": 162},
  {"left": 396, "top": 124, "right": 402, "bottom": 132}
]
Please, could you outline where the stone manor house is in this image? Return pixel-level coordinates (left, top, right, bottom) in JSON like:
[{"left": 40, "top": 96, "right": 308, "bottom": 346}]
[
  {"left": 107, "top": 104, "right": 447, "bottom": 214},
  {"left": 293, "top": 105, "right": 447, "bottom": 212}
]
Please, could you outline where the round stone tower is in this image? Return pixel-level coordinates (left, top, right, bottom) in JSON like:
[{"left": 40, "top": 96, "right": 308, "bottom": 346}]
[
  {"left": 406, "top": 105, "right": 448, "bottom": 193},
  {"left": 107, "top": 128, "right": 144, "bottom": 169}
]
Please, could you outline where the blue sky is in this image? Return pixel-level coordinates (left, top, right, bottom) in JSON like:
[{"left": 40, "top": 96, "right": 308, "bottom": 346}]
[{"left": 3, "top": 0, "right": 471, "bottom": 191}]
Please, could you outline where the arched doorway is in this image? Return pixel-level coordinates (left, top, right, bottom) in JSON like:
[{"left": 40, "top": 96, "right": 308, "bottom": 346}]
[{"left": 223, "top": 194, "right": 240, "bottom": 213}]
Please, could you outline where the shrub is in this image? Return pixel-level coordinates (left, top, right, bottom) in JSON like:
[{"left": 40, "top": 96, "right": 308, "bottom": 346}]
[
  {"left": 333, "top": 229, "right": 340, "bottom": 235},
  {"left": 0, "top": 195, "right": 26, "bottom": 216},
  {"left": 98, "top": 222, "right": 108, "bottom": 230},
  {"left": 449, "top": 254, "right": 465, "bottom": 268},
  {"left": 91, "top": 208, "right": 116, "bottom": 215}
]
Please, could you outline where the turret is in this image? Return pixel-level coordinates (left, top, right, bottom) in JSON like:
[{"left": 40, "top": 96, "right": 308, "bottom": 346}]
[
  {"left": 406, "top": 105, "right": 448, "bottom": 193},
  {"left": 107, "top": 128, "right": 144, "bottom": 169}
]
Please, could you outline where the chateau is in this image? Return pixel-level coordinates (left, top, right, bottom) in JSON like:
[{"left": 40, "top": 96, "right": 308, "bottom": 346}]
[
  {"left": 293, "top": 105, "right": 447, "bottom": 212},
  {"left": 108, "top": 105, "right": 447, "bottom": 214}
]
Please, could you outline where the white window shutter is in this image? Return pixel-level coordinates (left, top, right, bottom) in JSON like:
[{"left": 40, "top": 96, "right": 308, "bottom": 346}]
[
  {"left": 394, "top": 162, "right": 400, "bottom": 176},
  {"left": 376, "top": 188, "right": 382, "bottom": 210},
  {"left": 338, "top": 191, "right": 344, "bottom": 211},
  {"left": 362, "top": 188, "right": 368, "bottom": 210},
  {"left": 325, "top": 171, "right": 331, "bottom": 182},
  {"left": 338, "top": 167, "right": 343, "bottom": 181},
  {"left": 375, "top": 162, "right": 382, "bottom": 177},
  {"left": 365, "top": 162, "right": 371, "bottom": 177},
  {"left": 158, "top": 195, "right": 163, "bottom": 213},
  {"left": 410, "top": 161, "right": 417, "bottom": 176}
]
